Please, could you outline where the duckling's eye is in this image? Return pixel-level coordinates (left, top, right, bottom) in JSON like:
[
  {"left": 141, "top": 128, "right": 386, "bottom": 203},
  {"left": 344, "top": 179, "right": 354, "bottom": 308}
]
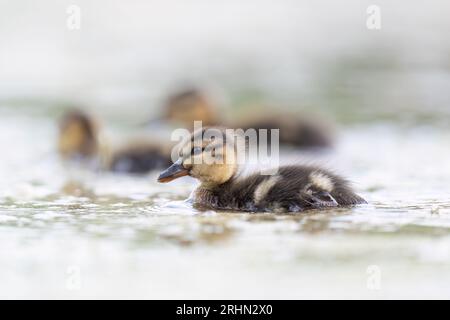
[{"left": 191, "top": 146, "right": 203, "bottom": 156}]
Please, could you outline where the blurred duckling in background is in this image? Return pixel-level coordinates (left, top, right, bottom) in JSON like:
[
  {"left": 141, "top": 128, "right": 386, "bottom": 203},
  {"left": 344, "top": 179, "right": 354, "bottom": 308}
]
[
  {"left": 58, "top": 109, "right": 172, "bottom": 174},
  {"left": 58, "top": 109, "right": 101, "bottom": 166},
  {"left": 234, "top": 111, "right": 334, "bottom": 149},
  {"left": 157, "top": 128, "right": 365, "bottom": 213},
  {"left": 156, "top": 88, "right": 334, "bottom": 149},
  {"left": 159, "top": 89, "right": 219, "bottom": 129},
  {"left": 109, "top": 140, "right": 172, "bottom": 174}
]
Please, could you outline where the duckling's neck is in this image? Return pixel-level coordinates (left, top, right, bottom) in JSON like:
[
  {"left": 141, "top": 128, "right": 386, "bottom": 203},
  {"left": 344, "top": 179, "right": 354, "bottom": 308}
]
[{"left": 195, "top": 180, "right": 232, "bottom": 208}]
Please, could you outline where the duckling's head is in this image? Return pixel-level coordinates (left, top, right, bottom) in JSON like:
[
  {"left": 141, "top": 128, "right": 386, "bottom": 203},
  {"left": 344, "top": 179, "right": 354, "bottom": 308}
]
[
  {"left": 158, "top": 127, "right": 239, "bottom": 186},
  {"left": 164, "top": 89, "right": 218, "bottom": 127},
  {"left": 58, "top": 109, "right": 99, "bottom": 160}
]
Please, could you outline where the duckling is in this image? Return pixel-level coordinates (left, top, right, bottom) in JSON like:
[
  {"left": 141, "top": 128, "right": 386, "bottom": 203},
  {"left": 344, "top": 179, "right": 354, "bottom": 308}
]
[
  {"left": 109, "top": 141, "right": 172, "bottom": 174},
  {"left": 161, "top": 89, "right": 219, "bottom": 129},
  {"left": 235, "top": 112, "right": 334, "bottom": 149},
  {"left": 157, "top": 128, "right": 366, "bottom": 212},
  {"left": 58, "top": 109, "right": 100, "bottom": 165},
  {"left": 58, "top": 109, "right": 172, "bottom": 173},
  {"left": 157, "top": 88, "right": 333, "bottom": 148}
]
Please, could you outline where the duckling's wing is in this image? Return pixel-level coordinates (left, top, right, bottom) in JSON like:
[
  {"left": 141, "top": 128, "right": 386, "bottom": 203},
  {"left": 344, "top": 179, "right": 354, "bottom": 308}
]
[
  {"left": 331, "top": 191, "right": 367, "bottom": 206},
  {"left": 308, "top": 190, "right": 338, "bottom": 207}
]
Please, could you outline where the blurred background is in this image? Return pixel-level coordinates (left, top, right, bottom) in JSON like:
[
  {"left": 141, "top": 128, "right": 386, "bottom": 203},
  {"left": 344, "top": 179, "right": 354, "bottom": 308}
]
[
  {"left": 0, "top": 0, "right": 450, "bottom": 299},
  {"left": 1, "top": 0, "right": 449, "bottom": 124}
]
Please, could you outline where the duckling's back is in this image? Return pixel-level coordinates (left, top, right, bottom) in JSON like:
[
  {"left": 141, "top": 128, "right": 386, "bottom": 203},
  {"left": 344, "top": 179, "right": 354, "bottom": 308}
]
[
  {"left": 235, "top": 113, "right": 334, "bottom": 149},
  {"left": 197, "top": 166, "right": 365, "bottom": 212},
  {"left": 109, "top": 145, "right": 172, "bottom": 174}
]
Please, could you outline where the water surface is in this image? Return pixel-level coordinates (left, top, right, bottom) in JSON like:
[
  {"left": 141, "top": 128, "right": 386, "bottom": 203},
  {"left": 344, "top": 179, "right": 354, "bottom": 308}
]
[{"left": 0, "top": 111, "right": 449, "bottom": 299}]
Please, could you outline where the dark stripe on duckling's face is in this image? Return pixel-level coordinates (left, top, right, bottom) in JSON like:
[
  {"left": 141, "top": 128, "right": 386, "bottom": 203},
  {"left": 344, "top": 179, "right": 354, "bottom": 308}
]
[
  {"left": 178, "top": 127, "right": 234, "bottom": 164},
  {"left": 158, "top": 128, "right": 238, "bottom": 185}
]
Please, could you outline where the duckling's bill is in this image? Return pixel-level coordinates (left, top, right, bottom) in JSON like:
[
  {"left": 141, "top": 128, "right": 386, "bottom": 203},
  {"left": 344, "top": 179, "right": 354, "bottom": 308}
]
[{"left": 157, "top": 159, "right": 189, "bottom": 183}]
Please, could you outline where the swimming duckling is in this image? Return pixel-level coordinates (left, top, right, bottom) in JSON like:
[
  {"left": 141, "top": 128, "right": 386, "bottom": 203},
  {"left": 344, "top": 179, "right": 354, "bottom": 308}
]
[
  {"left": 161, "top": 89, "right": 219, "bottom": 129},
  {"left": 156, "top": 88, "right": 333, "bottom": 149},
  {"left": 58, "top": 109, "right": 172, "bottom": 173},
  {"left": 157, "top": 128, "right": 365, "bottom": 212},
  {"left": 58, "top": 109, "right": 100, "bottom": 164},
  {"left": 235, "top": 112, "right": 334, "bottom": 149},
  {"left": 109, "top": 141, "right": 172, "bottom": 174}
]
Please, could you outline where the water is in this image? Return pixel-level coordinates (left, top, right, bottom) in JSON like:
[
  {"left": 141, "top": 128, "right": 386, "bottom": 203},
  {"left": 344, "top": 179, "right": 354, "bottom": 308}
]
[{"left": 0, "top": 110, "right": 449, "bottom": 299}]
